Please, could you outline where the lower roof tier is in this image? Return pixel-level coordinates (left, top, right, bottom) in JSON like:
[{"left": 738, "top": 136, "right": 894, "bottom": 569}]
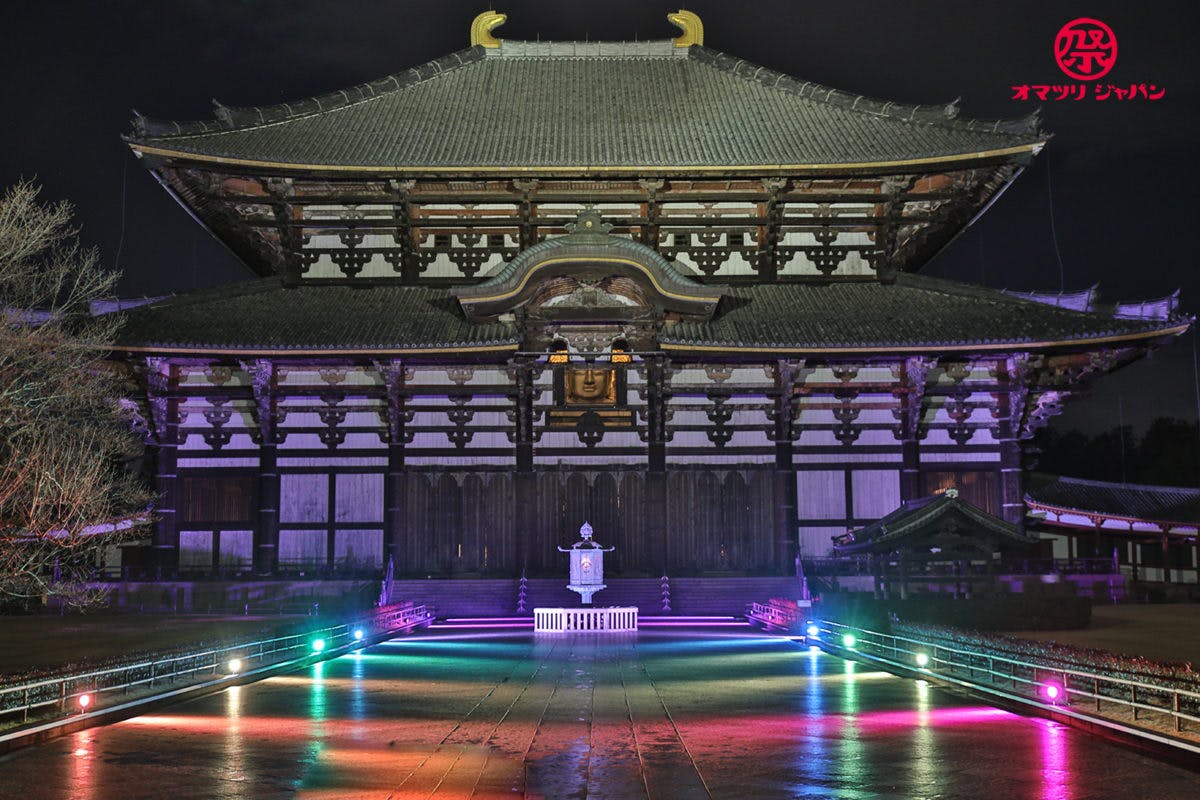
[
  {"left": 1027, "top": 475, "right": 1200, "bottom": 531},
  {"left": 112, "top": 273, "right": 1188, "bottom": 357}
]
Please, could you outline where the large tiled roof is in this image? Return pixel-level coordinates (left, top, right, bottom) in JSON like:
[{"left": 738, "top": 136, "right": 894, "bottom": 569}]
[
  {"left": 126, "top": 41, "right": 1044, "bottom": 171},
  {"left": 1027, "top": 476, "right": 1200, "bottom": 526},
  {"left": 661, "top": 275, "right": 1188, "bottom": 353},
  {"left": 112, "top": 273, "right": 1187, "bottom": 356},
  {"left": 112, "top": 280, "right": 519, "bottom": 354}
]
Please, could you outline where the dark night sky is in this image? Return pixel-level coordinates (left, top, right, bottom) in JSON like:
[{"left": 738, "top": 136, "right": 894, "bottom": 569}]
[{"left": 3, "top": 0, "right": 1198, "bottom": 434}]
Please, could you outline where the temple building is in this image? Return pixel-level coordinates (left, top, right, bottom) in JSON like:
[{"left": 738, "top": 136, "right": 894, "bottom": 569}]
[{"left": 111, "top": 11, "right": 1188, "bottom": 580}]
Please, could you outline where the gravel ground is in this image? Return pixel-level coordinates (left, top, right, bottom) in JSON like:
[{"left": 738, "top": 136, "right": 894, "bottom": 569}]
[{"left": 1011, "top": 603, "right": 1200, "bottom": 665}]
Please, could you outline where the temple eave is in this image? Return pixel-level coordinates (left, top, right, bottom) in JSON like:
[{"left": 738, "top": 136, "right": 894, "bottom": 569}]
[{"left": 130, "top": 143, "right": 1045, "bottom": 176}]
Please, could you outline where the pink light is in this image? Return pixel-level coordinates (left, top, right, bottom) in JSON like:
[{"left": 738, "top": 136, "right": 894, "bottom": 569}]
[
  {"left": 640, "top": 621, "right": 751, "bottom": 628},
  {"left": 1043, "top": 682, "right": 1062, "bottom": 702},
  {"left": 429, "top": 622, "right": 534, "bottom": 629},
  {"left": 78, "top": 693, "right": 91, "bottom": 710}
]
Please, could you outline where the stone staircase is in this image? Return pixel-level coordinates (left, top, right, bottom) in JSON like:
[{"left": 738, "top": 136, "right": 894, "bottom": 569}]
[
  {"left": 389, "top": 578, "right": 517, "bottom": 618},
  {"left": 385, "top": 575, "right": 802, "bottom": 619},
  {"left": 522, "top": 578, "right": 667, "bottom": 614},
  {"left": 669, "top": 577, "right": 801, "bottom": 616}
]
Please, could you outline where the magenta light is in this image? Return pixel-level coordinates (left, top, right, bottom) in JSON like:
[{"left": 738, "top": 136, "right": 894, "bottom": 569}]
[
  {"left": 1043, "top": 682, "right": 1062, "bottom": 702},
  {"left": 640, "top": 621, "right": 750, "bottom": 628},
  {"left": 430, "top": 622, "right": 534, "bottom": 629}
]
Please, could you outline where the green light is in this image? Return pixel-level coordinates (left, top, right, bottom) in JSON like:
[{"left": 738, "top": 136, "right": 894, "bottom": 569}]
[
  {"left": 915, "top": 652, "right": 930, "bottom": 668},
  {"left": 312, "top": 638, "right": 326, "bottom": 653},
  {"left": 842, "top": 634, "right": 856, "bottom": 649}
]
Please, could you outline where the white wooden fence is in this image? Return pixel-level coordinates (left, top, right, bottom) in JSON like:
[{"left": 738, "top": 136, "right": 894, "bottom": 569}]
[{"left": 534, "top": 607, "right": 638, "bottom": 632}]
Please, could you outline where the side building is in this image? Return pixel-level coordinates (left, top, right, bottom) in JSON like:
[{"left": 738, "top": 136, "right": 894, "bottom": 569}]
[{"left": 111, "top": 12, "right": 1188, "bottom": 580}]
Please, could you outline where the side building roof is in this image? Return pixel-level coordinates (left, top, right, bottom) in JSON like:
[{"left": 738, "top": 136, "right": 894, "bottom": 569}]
[
  {"left": 125, "top": 40, "right": 1044, "bottom": 174},
  {"left": 111, "top": 275, "right": 1186, "bottom": 356},
  {"left": 1026, "top": 476, "right": 1200, "bottom": 530},
  {"left": 833, "top": 490, "right": 1037, "bottom": 556}
]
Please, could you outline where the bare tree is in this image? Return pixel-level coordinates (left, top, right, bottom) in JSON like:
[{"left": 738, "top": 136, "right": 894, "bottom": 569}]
[{"left": 0, "top": 180, "right": 151, "bottom": 608}]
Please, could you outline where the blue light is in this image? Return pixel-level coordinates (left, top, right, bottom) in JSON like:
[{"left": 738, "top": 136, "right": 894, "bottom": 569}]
[
  {"left": 353, "top": 628, "right": 364, "bottom": 641},
  {"left": 805, "top": 623, "right": 820, "bottom": 638}
]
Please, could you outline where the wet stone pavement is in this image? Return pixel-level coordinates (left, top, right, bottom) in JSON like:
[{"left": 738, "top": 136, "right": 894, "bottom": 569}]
[{"left": 1, "top": 627, "right": 1198, "bottom": 799}]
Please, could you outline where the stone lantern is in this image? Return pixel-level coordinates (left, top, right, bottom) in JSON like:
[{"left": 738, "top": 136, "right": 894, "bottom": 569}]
[{"left": 558, "top": 521, "right": 614, "bottom": 604}]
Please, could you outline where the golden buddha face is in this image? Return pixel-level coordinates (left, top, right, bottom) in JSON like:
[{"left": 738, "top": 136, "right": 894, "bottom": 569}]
[{"left": 565, "top": 367, "right": 616, "bottom": 405}]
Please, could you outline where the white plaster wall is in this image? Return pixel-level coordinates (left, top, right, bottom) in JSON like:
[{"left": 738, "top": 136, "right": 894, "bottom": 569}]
[
  {"left": 334, "top": 530, "right": 383, "bottom": 569},
  {"left": 797, "top": 470, "right": 846, "bottom": 519},
  {"left": 280, "top": 474, "right": 329, "bottom": 523},
  {"left": 279, "top": 530, "right": 326, "bottom": 567},
  {"left": 798, "top": 526, "right": 845, "bottom": 558},
  {"left": 178, "top": 530, "right": 212, "bottom": 570},
  {"left": 334, "top": 473, "right": 383, "bottom": 523},
  {"left": 851, "top": 469, "right": 901, "bottom": 519},
  {"left": 219, "top": 530, "right": 253, "bottom": 568}
]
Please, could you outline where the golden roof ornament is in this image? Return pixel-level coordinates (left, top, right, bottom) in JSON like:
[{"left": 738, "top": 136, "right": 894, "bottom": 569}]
[
  {"left": 470, "top": 10, "right": 507, "bottom": 48},
  {"left": 668, "top": 9, "right": 704, "bottom": 47}
]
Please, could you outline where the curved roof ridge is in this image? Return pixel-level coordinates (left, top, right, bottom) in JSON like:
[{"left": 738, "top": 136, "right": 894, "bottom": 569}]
[
  {"left": 128, "top": 47, "right": 485, "bottom": 140},
  {"left": 907, "top": 274, "right": 1190, "bottom": 324},
  {"left": 688, "top": 46, "right": 1045, "bottom": 138},
  {"left": 1046, "top": 475, "right": 1200, "bottom": 496}
]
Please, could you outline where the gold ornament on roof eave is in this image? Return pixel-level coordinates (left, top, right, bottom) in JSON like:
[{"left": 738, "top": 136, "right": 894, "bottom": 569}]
[
  {"left": 668, "top": 10, "right": 703, "bottom": 47},
  {"left": 470, "top": 10, "right": 507, "bottom": 48}
]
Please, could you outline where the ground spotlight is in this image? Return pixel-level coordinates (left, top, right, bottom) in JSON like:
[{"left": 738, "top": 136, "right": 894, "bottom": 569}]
[
  {"left": 915, "top": 652, "right": 930, "bottom": 668},
  {"left": 78, "top": 693, "right": 92, "bottom": 710},
  {"left": 227, "top": 658, "right": 242, "bottom": 674},
  {"left": 312, "top": 638, "right": 327, "bottom": 653},
  {"left": 353, "top": 628, "right": 365, "bottom": 641},
  {"left": 805, "top": 623, "right": 819, "bottom": 638},
  {"left": 1043, "top": 681, "right": 1063, "bottom": 703},
  {"left": 842, "top": 634, "right": 856, "bottom": 649}
]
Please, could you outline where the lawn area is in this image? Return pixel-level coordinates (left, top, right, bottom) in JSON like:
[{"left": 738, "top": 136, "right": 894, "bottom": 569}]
[
  {"left": 0, "top": 613, "right": 314, "bottom": 676},
  {"left": 1011, "top": 603, "right": 1200, "bottom": 666}
]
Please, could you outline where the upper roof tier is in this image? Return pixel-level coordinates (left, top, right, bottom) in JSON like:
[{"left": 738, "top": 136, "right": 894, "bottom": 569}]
[{"left": 126, "top": 40, "right": 1045, "bottom": 174}]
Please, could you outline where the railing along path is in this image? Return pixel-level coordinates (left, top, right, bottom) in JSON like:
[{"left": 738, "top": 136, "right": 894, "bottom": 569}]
[
  {"left": 0, "top": 603, "right": 430, "bottom": 726},
  {"left": 816, "top": 620, "right": 1200, "bottom": 735}
]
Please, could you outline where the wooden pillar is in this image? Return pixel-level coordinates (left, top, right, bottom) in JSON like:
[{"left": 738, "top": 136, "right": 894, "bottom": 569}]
[
  {"left": 997, "top": 358, "right": 1029, "bottom": 530},
  {"left": 900, "top": 439, "right": 921, "bottom": 502},
  {"left": 256, "top": 442, "right": 280, "bottom": 574},
  {"left": 897, "top": 357, "right": 932, "bottom": 503},
  {"left": 646, "top": 356, "right": 669, "bottom": 573},
  {"left": 384, "top": 442, "right": 405, "bottom": 570},
  {"left": 1194, "top": 536, "right": 1200, "bottom": 586},
  {"left": 147, "top": 360, "right": 180, "bottom": 578},
  {"left": 772, "top": 361, "right": 798, "bottom": 575},
  {"left": 152, "top": 412, "right": 179, "bottom": 578},
  {"left": 1161, "top": 530, "right": 1172, "bottom": 584},
  {"left": 380, "top": 362, "right": 410, "bottom": 573},
  {"left": 247, "top": 360, "right": 280, "bottom": 575},
  {"left": 513, "top": 358, "right": 536, "bottom": 573}
]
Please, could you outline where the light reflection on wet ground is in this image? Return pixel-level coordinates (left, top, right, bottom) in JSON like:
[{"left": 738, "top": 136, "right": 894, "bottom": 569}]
[{"left": 0, "top": 630, "right": 1197, "bottom": 798}]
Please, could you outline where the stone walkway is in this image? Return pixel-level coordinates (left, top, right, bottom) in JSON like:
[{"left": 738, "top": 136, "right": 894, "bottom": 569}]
[{"left": 0, "top": 626, "right": 1197, "bottom": 798}]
